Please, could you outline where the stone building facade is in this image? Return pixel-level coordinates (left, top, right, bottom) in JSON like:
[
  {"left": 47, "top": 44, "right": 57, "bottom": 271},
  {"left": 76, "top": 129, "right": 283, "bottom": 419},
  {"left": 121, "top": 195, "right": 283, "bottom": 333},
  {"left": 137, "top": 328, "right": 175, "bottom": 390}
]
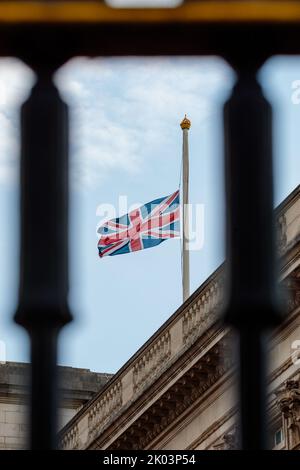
[
  {"left": 59, "top": 184, "right": 300, "bottom": 450},
  {"left": 0, "top": 362, "right": 111, "bottom": 449}
]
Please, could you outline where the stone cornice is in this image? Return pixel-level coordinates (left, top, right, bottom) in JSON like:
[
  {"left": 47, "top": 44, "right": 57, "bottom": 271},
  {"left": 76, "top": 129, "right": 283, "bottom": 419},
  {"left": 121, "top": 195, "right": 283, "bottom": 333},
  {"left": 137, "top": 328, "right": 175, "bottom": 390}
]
[
  {"left": 88, "top": 325, "right": 229, "bottom": 449},
  {"left": 149, "top": 373, "right": 237, "bottom": 450},
  {"left": 269, "top": 356, "right": 294, "bottom": 385},
  {"left": 104, "top": 338, "right": 234, "bottom": 450},
  {"left": 0, "top": 362, "right": 110, "bottom": 414},
  {"left": 275, "top": 185, "right": 300, "bottom": 216},
  {"left": 0, "top": 395, "right": 28, "bottom": 405},
  {"left": 269, "top": 304, "right": 300, "bottom": 350},
  {"left": 190, "top": 407, "right": 237, "bottom": 450}
]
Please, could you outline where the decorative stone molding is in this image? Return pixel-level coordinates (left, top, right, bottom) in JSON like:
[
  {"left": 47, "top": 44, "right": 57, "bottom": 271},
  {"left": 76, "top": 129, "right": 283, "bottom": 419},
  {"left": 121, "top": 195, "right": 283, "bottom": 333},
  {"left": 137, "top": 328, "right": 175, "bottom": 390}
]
[
  {"left": 61, "top": 424, "right": 79, "bottom": 450},
  {"left": 88, "top": 381, "right": 122, "bottom": 441},
  {"left": 133, "top": 331, "right": 171, "bottom": 393},
  {"left": 275, "top": 376, "right": 300, "bottom": 449},
  {"left": 108, "top": 339, "right": 233, "bottom": 451},
  {"left": 182, "top": 278, "right": 223, "bottom": 345},
  {"left": 212, "top": 427, "right": 238, "bottom": 450},
  {"left": 281, "top": 267, "right": 300, "bottom": 313},
  {"left": 277, "top": 214, "right": 287, "bottom": 256}
]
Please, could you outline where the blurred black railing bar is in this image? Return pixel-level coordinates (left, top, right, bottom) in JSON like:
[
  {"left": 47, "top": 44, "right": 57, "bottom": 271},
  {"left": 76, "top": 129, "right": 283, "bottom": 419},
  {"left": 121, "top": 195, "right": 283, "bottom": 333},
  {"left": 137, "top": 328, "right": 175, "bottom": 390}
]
[
  {"left": 224, "top": 65, "right": 282, "bottom": 449},
  {"left": 14, "top": 70, "right": 72, "bottom": 450}
]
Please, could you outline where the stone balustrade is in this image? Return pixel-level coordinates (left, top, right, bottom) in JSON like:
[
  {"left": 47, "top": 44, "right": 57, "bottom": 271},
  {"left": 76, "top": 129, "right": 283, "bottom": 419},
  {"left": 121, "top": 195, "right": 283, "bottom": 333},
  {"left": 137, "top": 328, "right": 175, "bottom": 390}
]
[
  {"left": 87, "top": 381, "right": 123, "bottom": 441},
  {"left": 61, "top": 424, "right": 79, "bottom": 450},
  {"left": 183, "top": 278, "right": 223, "bottom": 345},
  {"left": 133, "top": 331, "right": 171, "bottom": 393}
]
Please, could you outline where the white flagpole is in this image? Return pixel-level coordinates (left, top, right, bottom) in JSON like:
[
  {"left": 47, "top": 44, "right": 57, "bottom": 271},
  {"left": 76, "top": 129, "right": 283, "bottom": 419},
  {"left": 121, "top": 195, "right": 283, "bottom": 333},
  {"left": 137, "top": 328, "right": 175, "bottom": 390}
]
[{"left": 180, "top": 115, "right": 191, "bottom": 302}]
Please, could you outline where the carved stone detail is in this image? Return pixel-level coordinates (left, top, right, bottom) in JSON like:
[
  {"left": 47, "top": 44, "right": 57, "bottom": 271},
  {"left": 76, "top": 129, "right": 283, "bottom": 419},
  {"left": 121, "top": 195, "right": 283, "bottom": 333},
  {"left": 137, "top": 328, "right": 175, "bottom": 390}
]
[
  {"left": 108, "top": 340, "right": 233, "bottom": 450},
  {"left": 183, "top": 278, "right": 223, "bottom": 345},
  {"left": 275, "top": 376, "right": 300, "bottom": 449},
  {"left": 61, "top": 424, "right": 79, "bottom": 450},
  {"left": 212, "top": 427, "right": 238, "bottom": 450},
  {"left": 88, "top": 381, "right": 122, "bottom": 441},
  {"left": 133, "top": 331, "right": 171, "bottom": 393},
  {"left": 281, "top": 267, "right": 300, "bottom": 313},
  {"left": 277, "top": 214, "right": 287, "bottom": 255}
]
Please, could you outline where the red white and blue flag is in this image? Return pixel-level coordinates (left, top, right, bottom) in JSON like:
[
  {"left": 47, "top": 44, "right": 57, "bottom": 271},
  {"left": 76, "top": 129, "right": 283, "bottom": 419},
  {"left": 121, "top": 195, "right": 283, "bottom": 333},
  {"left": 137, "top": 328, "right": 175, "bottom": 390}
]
[{"left": 98, "top": 190, "right": 180, "bottom": 258}]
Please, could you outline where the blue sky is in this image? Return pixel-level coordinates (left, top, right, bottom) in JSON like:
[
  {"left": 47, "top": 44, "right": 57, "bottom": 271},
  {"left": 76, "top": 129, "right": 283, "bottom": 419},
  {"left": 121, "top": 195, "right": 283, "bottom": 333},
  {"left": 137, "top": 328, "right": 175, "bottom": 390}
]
[{"left": 0, "top": 56, "right": 299, "bottom": 374}]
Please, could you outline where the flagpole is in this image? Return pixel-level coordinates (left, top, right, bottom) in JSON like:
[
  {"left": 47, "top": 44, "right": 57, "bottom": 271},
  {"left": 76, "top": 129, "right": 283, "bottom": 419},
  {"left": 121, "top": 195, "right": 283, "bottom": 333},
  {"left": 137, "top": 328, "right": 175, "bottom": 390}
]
[{"left": 180, "top": 115, "right": 191, "bottom": 302}]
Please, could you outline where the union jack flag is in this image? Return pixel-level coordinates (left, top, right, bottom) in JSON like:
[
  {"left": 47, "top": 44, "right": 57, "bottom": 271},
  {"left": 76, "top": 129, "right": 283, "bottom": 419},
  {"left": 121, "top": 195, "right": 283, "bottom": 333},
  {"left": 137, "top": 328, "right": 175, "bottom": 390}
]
[{"left": 97, "top": 190, "right": 180, "bottom": 258}]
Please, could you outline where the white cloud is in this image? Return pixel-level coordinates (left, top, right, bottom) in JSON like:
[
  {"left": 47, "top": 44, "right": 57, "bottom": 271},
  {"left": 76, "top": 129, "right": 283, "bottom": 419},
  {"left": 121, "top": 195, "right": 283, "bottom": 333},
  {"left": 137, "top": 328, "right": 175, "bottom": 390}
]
[
  {"left": 56, "top": 56, "right": 232, "bottom": 190},
  {"left": 0, "top": 59, "right": 34, "bottom": 185},
  {"left": 0, "top": 56, "right": 232, "bottom": 189}
]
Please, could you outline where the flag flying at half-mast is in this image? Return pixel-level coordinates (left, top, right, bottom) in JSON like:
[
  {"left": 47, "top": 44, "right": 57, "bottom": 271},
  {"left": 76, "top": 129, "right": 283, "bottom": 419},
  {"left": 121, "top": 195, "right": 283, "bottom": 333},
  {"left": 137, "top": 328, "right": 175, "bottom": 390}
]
[{"left": 98, "top": 190, "right": 180, "bottom": 258}]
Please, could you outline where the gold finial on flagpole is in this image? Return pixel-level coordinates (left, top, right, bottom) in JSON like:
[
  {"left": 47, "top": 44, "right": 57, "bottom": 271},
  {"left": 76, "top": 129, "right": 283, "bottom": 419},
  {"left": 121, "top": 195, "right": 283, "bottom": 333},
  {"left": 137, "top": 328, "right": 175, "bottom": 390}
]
[{"left": 180, "top": 114, "right": 191, "bottom": 130}]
